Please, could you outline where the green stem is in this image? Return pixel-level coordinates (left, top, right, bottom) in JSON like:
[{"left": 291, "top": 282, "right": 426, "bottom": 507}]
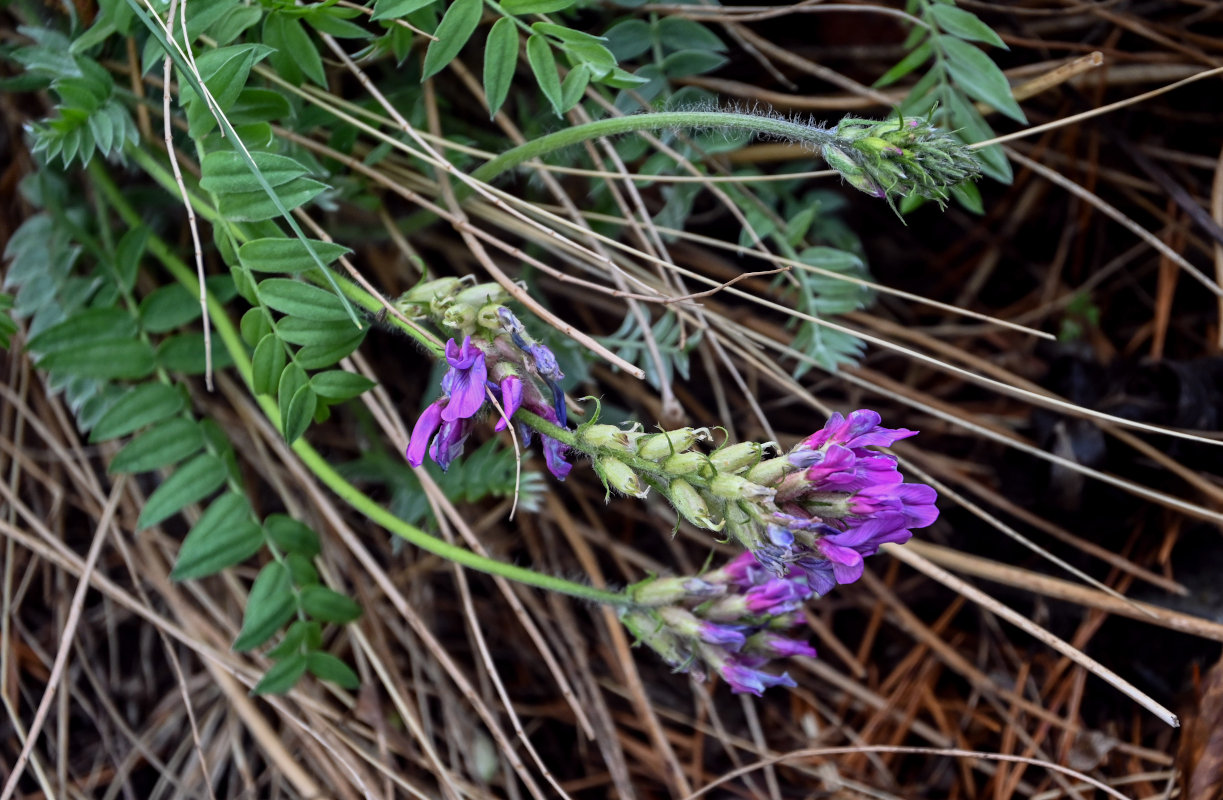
[
  {"left": 89, "top": 161, "right": 628, "bottom": 608},
  {"left": 467, "top": 111, "right": 834, "bottom": 192}
]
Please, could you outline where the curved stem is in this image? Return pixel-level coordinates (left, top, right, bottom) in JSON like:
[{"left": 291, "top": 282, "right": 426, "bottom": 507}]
[
  {"left": 91, "top": 160, "right": 629, "bottom": 608},
  {"left": 468, "top": 111, "right": 833, "bottom": 190}
]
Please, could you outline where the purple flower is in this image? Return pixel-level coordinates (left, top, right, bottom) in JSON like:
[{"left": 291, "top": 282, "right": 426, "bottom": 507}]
[
  {"left": 534, "top": 404, "right": 572, "bottom": 481},
  {"left": 798, "top": 409, "right": 917, "bottom": 453},
  {"left": 439, "top": 337, "right": 488, "bottom": 422},
  {"left": 428, "top": 419, "right": 470, "bottom": 472},
  {"left": 749, "top": 632, "right": 817, "bottom": 659},
  {"left": 719, "top": 656, "right": 797, "bottom": 696},
  {"left": 405, "top": 400, "right": 444, "bottom": 468},
  {"left": 494, "top": 375, "right": 522, "bottom": 432},
  {"left": 745, "top": 577, "right": 809, "bottom": 615},
  {"left": 697, "top": 622, "right": 747, "bottom": 650}
]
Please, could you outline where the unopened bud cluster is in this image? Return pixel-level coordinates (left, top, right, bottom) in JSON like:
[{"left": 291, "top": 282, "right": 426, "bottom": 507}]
[{"left": 821, "top": 113, "right": 981, "bottom": 206}]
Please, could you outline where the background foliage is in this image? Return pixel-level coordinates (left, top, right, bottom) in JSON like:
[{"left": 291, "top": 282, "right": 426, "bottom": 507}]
[{"left": 3, "top": 0, "right": 1223, "bottom": 798}]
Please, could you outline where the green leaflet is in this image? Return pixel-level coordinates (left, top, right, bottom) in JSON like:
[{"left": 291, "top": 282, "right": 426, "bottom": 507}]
[
  {"left": 299, "top": 585, "right": 362, "bottom": 623},
  {"left": 170, "top": 492, "right": 264, "bottom": 579},
  {"left": 421, "top": 0, "right": 483, "bottom": 79},
  {"left": 109, "top": 417, "right": 205, "bottom": 474},
  {"left": 89, "top": 383, "right": 185, "bottom": 443},
  {"left": 259, "top": 278, "right": 354, "bottom": 322},
  {"left": 233, "top": 562, "right": 297, "bottom": 651},
  {"left": 138, "top": 452, "right": 228, "bottom": 529},
  {"left": 483, "top": 17, "right": 518, "bottom": 118},
  {"left": 238, "top": 238, "right": 351, "bottom": 273}
]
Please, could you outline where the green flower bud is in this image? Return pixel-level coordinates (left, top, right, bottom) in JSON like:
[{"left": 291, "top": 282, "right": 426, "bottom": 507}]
[
  {"left": 620, "top": 609, "right": 693, "bottom": 672},
  {"left": 629, "top": 575, "right": 723, "bottom": 607},
  {"left": 454, "top": 282, "right": 510, "bottom": 309},
  {"left": 709, "top": 442, "right": 763, "bottom": 473},
  {"left": 661, "top": 451, "right": 710, "bottom": 477},
  {"left": 745, "top": 456, "right": 796, "bottom": 486},
  {"left": 578, "top": 424, "right": 640, "bottom": 453},
  {"left": 475, "top": 302, "right": 505, "bottom": 331},
  {"left": 441, "top": 302, "right": 475, "bottom": 332},
  {"left": 721, "top": 501, "right": 759, "bottom": 553},
  {"left": 708, "top": 473, "right": 775, "bottom": 502},
  {"left": 638, "top": 428, "right": 706, "bottom": 461},
  {"left": 596, "top": 457, "right": 648, "bottom": 499},
  {"left": 669, "top": 479, "right": 723, "bottom": 531},
  {"left": 399, "top": 277, "right": 462, "bottom": 306}
]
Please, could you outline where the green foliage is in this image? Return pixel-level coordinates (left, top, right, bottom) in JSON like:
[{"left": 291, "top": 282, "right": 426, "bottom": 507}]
[
  {"left": 11, "top": 28, "right": 139, "bottom": 166},
  {"left": 600, "top": 311, "right": 702, "bottom": 393},
  {"left": 1, "top": 165, "right": 358, "bottom": 696},
  {"left": 879, "top": 0, "right": 1021, "bottom": 184}
]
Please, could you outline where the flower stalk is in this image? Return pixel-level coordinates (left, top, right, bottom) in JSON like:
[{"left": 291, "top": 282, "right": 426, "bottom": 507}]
[{"left": 468, "top": 109, "right": 981, "bottom": 206}]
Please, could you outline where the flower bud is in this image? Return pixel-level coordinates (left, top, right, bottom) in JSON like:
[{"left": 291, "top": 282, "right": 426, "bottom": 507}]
[
  {"left": 475, "top": 302, "right": 505, "bottom": 331},
  {"left": 661, "top": 451, "right": 709, "bottom": 477},
  {"left": 669, "top": 479, "right": 722, "bottom": 531},
  {"left": 629, "top": 575, "right": 723, "bottom": 607},
  {"left": 709, "top": 441, "right": 763, "bottom": 473},
  {"left": 441, "top": 302, "right": 475, "bottom": 332},
  {"left": 596, "top": 457, "right": 648, "bottom": 499},
  {"left": 578, "top": 424, "right": 640, "bottom": 453},
  {"left": 620, "top": 609, "right": 691, "bottom": 671},
  {"left": 708, "top": 473, "right": 775, "bottom": 502},
  {"left": 454, "top": 282, "right": 510, "bottom": 310},
  {"left": 399, "top": 277, "right": 462, "bottom": 306},
  {"left": 746, "top": 456, "right": 795, "bottom": 486},
  {"left": 638, "top": 428, "right": 704, "bottom": 461}
]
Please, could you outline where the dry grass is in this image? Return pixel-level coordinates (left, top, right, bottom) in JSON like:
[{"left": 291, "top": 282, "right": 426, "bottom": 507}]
[{"left": 4, "top": 2, "right": 1223, "bottom": 798}]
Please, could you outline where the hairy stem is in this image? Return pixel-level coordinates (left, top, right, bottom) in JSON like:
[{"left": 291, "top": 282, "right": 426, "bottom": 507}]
[{"left": 468, "top": 110, "right": 834, "bottom": 191}]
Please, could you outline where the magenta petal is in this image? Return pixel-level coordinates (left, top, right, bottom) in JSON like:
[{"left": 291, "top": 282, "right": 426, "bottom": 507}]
[
  {"left": 831, "top": 558, "right": 864, "bottom": 585},
  {"left": 494, "top": 375, "right": 523, "bottom": 432},
  {"left": 445, "top": 336, "right": 481, "bottom": 370},
  {"left": 406, "top": 401, "right": 444, "bottom": 467},
  {"left": 440, "top": 355, "right": 488, "bottom": 422},
  {"left": 817, "top": 540, "right": 862, "bottom": 568}
]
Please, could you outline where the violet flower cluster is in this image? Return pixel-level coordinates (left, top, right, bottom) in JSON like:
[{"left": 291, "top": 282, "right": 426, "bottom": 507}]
[
  {"left": 622, "top": 551, "right": 817, "bottom": 695},
  {"left": 609, "top": 410, "right": 937, "bottom": 694},
  {"left": 398, "top": 278, "right": 572, "bottom": 479}
]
